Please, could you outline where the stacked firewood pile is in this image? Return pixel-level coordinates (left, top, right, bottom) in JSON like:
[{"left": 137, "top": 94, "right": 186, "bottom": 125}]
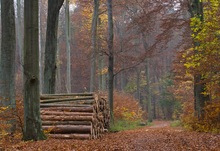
[{"left": 40, "top": 93, "right": 110, "bottom": 140}]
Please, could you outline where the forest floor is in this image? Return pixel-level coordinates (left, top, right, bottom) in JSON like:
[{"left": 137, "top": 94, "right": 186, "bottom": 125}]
[{"left": 5, "top": 121, "right": 220, "bottom": 151}]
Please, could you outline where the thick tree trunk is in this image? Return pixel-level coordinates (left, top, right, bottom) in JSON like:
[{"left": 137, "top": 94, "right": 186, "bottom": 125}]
[
  {"left": 39, "top": 0, "right": 43, "bottom": 94},
  {"left": 0, "top": 0, "right": 16, "bottom": 132},
  {"left": 23, "top": 0, "right": 46, "bottom": 141},
  {"left": 107, "top": 0, "right": 114, "bottom": 123},
  {"left": 43, "top": 0, "right": 64, "bottom": 94},
  {"left": 65, "top": 0, "right": 71, "bottom": 93},
  {"left": 90, "top": 0, "right": 99, "bottom": 92},
  {"left": 0, "top": 0, "right": 16, "bottom": 107}
]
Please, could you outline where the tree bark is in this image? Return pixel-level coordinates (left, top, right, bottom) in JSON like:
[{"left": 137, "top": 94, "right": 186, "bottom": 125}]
[
  {"left": 0, "top": 0, "right": 16, "bottom": 107},
  {"left": 107, "top": 0, "right": 114, "bottom": 123},
  {"left": 23, "top": 0, "right": 46, "bottom": 141},
  {"left": 43, "top": 0, "right": 64, "bottom": 94},
  {"left": 90, "top": 0, "right": 100, "bottom": 92},
  {"left": 65, "top": 0, "right": 71, "bottom": 93},
  {"left": 16, "top": 0, "right": 24, "bottom": 88},
  {"left": 0, "top": 0, "right": 16, "bottom": 132}
]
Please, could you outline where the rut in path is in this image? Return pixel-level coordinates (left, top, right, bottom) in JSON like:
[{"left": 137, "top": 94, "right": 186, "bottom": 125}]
[{"left": 7, "top": 121, "right": 220, "bottom": 151}]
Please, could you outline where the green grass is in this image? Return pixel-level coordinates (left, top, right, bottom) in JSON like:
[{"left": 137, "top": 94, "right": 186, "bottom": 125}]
[
  {"left": 170, "top": 120, "right": 182, "bottom": 127},
  {"left": 109, "top": 120, "right": 142, "bottom": 132}
]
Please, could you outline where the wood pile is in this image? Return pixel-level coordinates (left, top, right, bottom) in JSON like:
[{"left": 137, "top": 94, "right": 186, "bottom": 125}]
[{"left": 40, "top": 93, "right": 110, "bottom": 140}]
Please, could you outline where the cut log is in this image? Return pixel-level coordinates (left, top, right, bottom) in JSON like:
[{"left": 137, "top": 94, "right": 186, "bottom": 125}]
[
  {"left": 41, "top": 93, "right": 93, "bottom": 97},
  {"left": 43, "top": 125, "right": 92, "bottom": 134},
  {"left": 48, "top": 134, "right": 91, "bottom": 140},
  {"left": 40, "top": 104, "right": 93, "bottom": 108},
  {"left": 40, "top": 93, "right": 109, "bottom": 140},
  {"left": 40, "top": 106, "right": 94, "bottom": 112},
  {"left": 40, "top": 110, "right": 94, "bottom": 116},
  {"left": 40, "top": 96, "right": 95, "bottom": 104},
  {"left": 41, "top": 115, "right": 94, "bottom": 121},
  {"left": 42, "top": 121, "right": 91, "bottom": 126}
]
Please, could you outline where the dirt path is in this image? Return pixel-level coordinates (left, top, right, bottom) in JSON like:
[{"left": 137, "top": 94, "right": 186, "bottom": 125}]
[{"left": 6, "top": 121, "right": 220, "bottom": 151}]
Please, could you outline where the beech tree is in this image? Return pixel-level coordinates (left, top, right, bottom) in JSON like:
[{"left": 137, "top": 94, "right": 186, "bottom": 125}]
[
  {"left": 189, "top": 0, "right": 209, "bottom": 119},
  {"left": 107, "top": 0, "right": 114, "bottom": 122},
  {"left": 23, "top": 0, "right": 46, "bottom": 140},
  {"left": 90, "top": 0, "right": 99, "bottom": 92},
  {"left": 44, "top": 0, "right": 64, "bottom": 94},
  {"left": 65, "top": 0, "right": 71, "bottom": 93},
  {"left": 0, "top": 0, "right": 16, "bottom": 131}
]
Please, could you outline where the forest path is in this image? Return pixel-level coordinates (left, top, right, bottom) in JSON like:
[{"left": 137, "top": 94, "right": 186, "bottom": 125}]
[{"left": 8, "top": 121, "right": 220, "bottom": 151}]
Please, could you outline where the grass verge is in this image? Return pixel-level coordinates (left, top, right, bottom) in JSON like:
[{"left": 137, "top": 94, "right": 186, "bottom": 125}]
[
  {"left": 110, "top": 120, "right": 143, "bottom": 132},
  {"left": 170, "top": 120, "right": 182, "bottom": 127}
]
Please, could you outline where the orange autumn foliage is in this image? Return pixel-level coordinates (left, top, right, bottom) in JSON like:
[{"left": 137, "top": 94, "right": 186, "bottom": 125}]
[{"left": 113, "top": 92, "right": 145, "bottom": 122}]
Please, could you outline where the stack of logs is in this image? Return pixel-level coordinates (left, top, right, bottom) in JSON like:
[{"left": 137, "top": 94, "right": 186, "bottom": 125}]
[{"left": 40, "top": 93, "right": 110, "bottom": 140}]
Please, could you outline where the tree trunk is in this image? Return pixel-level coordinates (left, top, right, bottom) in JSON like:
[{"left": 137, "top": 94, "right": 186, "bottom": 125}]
[
  {"left": 101, "top": 57, "right": 106, "bottom": 90},
  {"left": 16, "top": 0, "right": 23, "bottom": 66},
  {"left": 0, "top": 0, "right": 16, "bottom": 132},
  {"left": 39, "top": 0, "right": 43, "bottom": 94},
  {"left": 141, "top": 33, "right": 153, "bottom": 123},
  {"left": 23, "top": 0, "right": 46, "bottom": 141},
  {"left": 107, "top": 0, "right": 114, "bottom": 123},
  {"left": 43, "top": 0, "right": 64, "bottom": 94},
  {"left": 120, "top": 64, "right": 126, "bottom": 91},
  {"left": 190, "top": 0, "right": 209, "bottom": 119},
  {"left": 145, "top": 59, "right": 152, "bottom": 123},
  {"left": 90, "top": 0, "right": 99, "bottom": 92},
  {"left": 65, "top": 0, "right": 71, "bottom": 93},
  {"left": 56, "top": 36, "right": 61, "bottom": 93},
  {"left": 136, "top": 68, "right": 141, "bottom": 104}
]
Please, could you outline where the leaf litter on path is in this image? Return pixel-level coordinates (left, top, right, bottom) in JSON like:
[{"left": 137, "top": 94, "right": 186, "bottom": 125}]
[{"left": 6, "top": 121, "right": 220, "bottom": 151}]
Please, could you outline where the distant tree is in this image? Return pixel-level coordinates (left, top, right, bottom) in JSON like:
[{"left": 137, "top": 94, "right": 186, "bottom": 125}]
[
  {"left": 23, "top": 0, "right": 46, "bottom": 141},
  {"left": 65, "top": 0, "right": 71, "bottom": 93},
  {"left": 0, "top": 0, "right": 16, "bottom": 132},
  {"left": 44, "top": 0, "right": 64, "bottom": 94},
  {"left": 90, "top": 0, "right": 99, "bottom": 92},
  {"left": 107, "top": 0, "right": 114, "bottom": 122},
  {"left": 189, "top": 0, "right": 209, "bottom": 119}
]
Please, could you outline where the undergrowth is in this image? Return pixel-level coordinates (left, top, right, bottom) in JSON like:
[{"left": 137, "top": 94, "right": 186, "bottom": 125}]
[
  {"left": 110, "top": 120, "right": 142, "bottom": 132},
  {"left": 181, "top": 100, "right": 220, "bottom": 133},
  {"left": 110, "top": 92, "right": 145, "bottom": 132},
  {"left": 170, "top": 120, "right": 182, "bottom": 127}
]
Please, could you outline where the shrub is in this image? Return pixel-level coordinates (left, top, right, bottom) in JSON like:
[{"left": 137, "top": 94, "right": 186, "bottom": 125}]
[
  {"left": 181, "top": 100, "right": 220, "bottom": 133},
  {"left": 113, "top": 91, "right": 144, "bottom": 122},
  {"left": 109, "top": 92, "right": 145, "bottom": 131}
]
